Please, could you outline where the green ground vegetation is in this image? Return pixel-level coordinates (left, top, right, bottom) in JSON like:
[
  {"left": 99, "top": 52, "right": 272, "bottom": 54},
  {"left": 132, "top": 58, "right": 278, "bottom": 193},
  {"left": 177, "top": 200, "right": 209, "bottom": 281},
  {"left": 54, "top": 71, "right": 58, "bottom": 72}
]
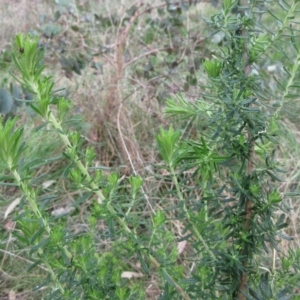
[{"left": 0, "top": 0, "right": 300, "bottom": 299}]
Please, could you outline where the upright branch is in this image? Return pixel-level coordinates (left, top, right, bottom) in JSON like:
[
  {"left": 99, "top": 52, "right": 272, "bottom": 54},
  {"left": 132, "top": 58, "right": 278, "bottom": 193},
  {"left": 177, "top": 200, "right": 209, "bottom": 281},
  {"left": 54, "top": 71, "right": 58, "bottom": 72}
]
[{"left": 238, "top": 38, "right": 253, "bottom": 299}]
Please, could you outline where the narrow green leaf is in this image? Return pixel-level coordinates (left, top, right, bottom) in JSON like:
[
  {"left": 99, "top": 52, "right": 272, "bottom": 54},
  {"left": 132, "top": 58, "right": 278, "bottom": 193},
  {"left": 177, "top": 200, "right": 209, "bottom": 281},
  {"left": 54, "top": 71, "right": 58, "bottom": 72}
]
[
  {"left": 161, "top": 268, "right": 176, "bottom": 287},
  {"left": 136, "top": 250, "right": 150, "bottom": 274},
  {"left": 27, "top": 259, "right": 43, "bottom": 273},
  {"left": 266, "top": 170, "right": 282, "bottom": 181}
]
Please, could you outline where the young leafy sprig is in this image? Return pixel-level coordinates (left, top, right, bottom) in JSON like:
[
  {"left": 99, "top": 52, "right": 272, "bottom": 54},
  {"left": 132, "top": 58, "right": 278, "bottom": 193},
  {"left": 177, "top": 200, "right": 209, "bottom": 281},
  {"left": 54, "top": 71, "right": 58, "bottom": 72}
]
[
  {"left": 11, "top": 34, "right": 143, "bottom": 231},
  {"left": 7, "top": 33, "right": 194, "bottom": 300},
  {"left": 0, "top": 97, "right": 66, "bottom": 294},
  {"left": 11, "top": 33, "right": 106, "bottom": 204}
]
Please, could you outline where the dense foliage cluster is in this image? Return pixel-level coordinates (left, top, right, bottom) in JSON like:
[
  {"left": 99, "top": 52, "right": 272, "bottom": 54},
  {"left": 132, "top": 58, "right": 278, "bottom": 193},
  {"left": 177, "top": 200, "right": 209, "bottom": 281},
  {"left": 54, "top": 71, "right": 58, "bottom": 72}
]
[{"left": 0, "top": 0, "right": 300, "bottom": 299}]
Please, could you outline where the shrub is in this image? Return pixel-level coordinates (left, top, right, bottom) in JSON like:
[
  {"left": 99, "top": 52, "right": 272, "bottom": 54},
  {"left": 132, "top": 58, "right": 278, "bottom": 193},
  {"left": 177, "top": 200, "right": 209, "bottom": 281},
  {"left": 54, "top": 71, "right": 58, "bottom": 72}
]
[{"left": 1, "top": 0, "right": 300, "bottom": 299}]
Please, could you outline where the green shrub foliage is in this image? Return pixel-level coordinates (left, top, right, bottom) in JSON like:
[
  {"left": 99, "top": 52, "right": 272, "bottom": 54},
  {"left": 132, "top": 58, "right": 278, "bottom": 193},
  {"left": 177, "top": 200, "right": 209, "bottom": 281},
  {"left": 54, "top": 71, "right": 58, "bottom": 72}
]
[{"left": 0, "top": 0, "right": 300, "bottom": 299}]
